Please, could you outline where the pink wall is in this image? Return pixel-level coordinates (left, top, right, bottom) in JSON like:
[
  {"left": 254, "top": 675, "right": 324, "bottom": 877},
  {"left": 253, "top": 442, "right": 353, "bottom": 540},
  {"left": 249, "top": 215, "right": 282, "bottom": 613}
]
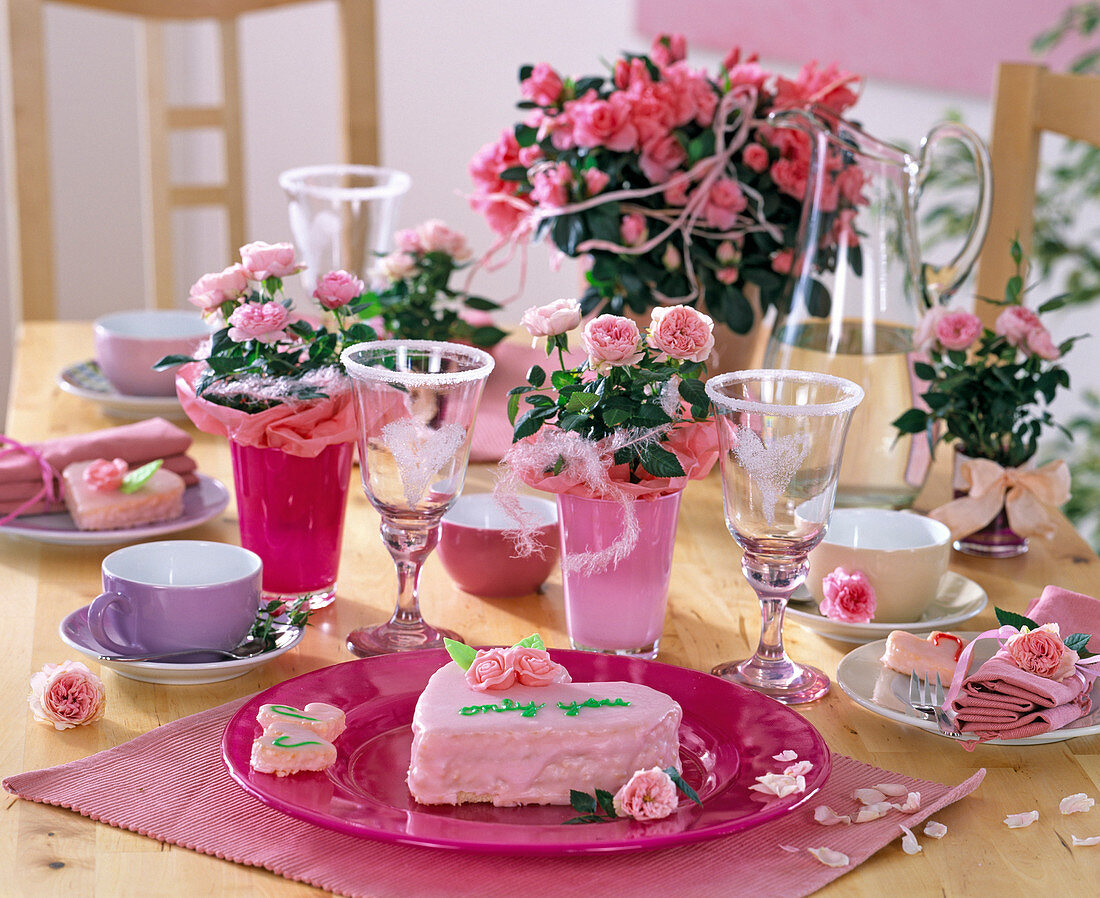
[{"left": 636, "top": 0, "right": 1089, "bottom": 97}]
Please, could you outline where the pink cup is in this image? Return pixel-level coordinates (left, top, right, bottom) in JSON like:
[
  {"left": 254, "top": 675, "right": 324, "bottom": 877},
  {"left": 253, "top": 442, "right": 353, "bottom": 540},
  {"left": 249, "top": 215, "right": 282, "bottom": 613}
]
[
  {"left": 438, "top": 493, "right": 559, "bottom": 598},
  {"left": 88, "top": 540, "right": 262, "bottom": 656},
  {"left": 94, "top": 309, "right": 214, "bottom": 396}
]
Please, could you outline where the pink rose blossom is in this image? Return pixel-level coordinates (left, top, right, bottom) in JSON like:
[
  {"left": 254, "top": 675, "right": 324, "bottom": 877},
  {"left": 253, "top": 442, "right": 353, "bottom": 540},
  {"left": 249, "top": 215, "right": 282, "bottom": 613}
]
[
  {"left": 994, "top": 305, "right": 1042, "bottom": 348},
  {"left": 28, "top": 660, "right": 106, "bottom": 730},
  {"left": 702, "top": 177, "right": 748, "bottom": 230},
  {"left": 506, "top": 646, "right": 571, "bottom": 687},
  {"left": 520, "top": 298, "right": 582, "bottom": 338},
  {"left": 716, "top": 241, "right": 740, "bottom": 265},
  {"left": 239, "top": 241, "right": 303, "bottom": 281},
  {"left": 517, "top": 144, "right": 543, "bottom": 168},
  {"left": 664, "top": 178, "right": 690, "bottom": 207},
  {"left": 530, "top": 162, "right": 573, "bottom": 208},
  {"left": 83, "top": 458, "right": 127, "bottom": 492},
  {"left": 650, "top": 33, "right": 687, "bottom": 67},
  {"left": 582, "top": 314, "right": 644, "bottom": 372},
  {"left": 775, "top": 61, "right": 860, "bottom": 115},
  {"left": 468, "top": 130, "right": 530, "bottom": 235},
  {"left": 393, "top": 228, "right": 423, "bottom": 254},
  {"left": 1026, "top": 326, "right": 1060, "bottom": 360},
  {"left": 934, "top": 310, "right": 982, "bottom": 351},
  {"left": 647, "top": 305, "right": 715, "bottom": 362},
  {"left": 743, "top": 143, "right": 770, "bottom": 173},
  {"left": 630, "top": 82, "right": 681, "bottom": 144},
  {"left": 770, "top": 156, "right": 810, "bottom": 200},
  {"left": 465, "top": 648, "right": 517, "bottom": 692},
  {"left": 662, "top": 243, "right": 682, "bottom": 271},
  {"left": 227, "top": 301, "right": 290, "bottom": 344},
  {"left": 312, "top": 270, "right": 364, "bottom": 310},
  {"left": 640, "top": 133, "right": 688, "bottom": 184},
  {"left": 620, "top": 212, "right": 648, "bottom": 247},
  {"left": 613, "top": 767, "right": 679, "bottom": 820},
  {"left": 583, "top": 168, "right": 610, "bottom": 196},
  {"left": 913, "top": 305, "right": 949, "bottom": 353},
  {"left": 570, "top": 91, "right": 638, "bottom": 152},
  {"left": 521, "top": 62, "right": 564, "bottom": 107},
  {"left": 819, "top": 567, "right": 877, "bottom": 623},
  {"left": 771, "top": 249, "right": 794, "bottom": 275},
  {"left": 1004, "top": 623, "right": 1079, "bottom": 681},
  {"left": 417, "top": 220, "right": 472, "bottom": 260},
  {"left": 614, "top": 57, "right": 653, "bottom": 92},
  {"left": 375, "top": 251, "right": 419, "bottom": 283},
  {"left": 188, "top": 264, "right": 248, "bottom": 312}
]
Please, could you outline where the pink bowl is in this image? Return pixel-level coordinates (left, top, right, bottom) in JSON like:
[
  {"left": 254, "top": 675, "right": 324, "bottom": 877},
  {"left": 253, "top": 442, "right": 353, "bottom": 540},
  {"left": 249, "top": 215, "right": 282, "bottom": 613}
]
[
  {"left": 438, "top": 493, "right": 559, "bottom": 598},
  {"left": 94, "top": 310, "right": 214, "bottom": 396}
]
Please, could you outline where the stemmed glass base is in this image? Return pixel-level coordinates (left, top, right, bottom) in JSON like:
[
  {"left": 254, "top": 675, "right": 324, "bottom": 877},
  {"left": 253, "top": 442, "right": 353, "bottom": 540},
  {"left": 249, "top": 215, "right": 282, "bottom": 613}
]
[
  {"left": 347, "top": 619, "right": 462, "bottom": 657},
  {"left": 711, "top": 554, "right": 830, "bottom": 705}
]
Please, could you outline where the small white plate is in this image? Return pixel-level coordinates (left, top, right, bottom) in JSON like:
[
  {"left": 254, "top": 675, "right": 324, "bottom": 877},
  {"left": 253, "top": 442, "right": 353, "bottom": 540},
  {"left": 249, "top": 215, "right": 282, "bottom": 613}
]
[
  {"left": 837, "top": 632, "right": 1100, "bottom": 745},
  {"left": 0, "top": 474, "right": 229, "bottom": 546},
  {"left": 785, "top": 571, "right": 987, "bottom": 644},
  {"left": 57, "top": 360, "right": 187, "bottom": 420},
  {"left": 60, "top": 604, "right": 304, "bottom": 684}
]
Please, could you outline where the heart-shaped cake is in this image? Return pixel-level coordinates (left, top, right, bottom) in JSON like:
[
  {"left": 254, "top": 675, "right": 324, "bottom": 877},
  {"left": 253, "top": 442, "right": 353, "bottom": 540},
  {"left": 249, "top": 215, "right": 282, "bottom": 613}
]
[{"left": 407, "top": 644, "right": 682, "bottom": 807}]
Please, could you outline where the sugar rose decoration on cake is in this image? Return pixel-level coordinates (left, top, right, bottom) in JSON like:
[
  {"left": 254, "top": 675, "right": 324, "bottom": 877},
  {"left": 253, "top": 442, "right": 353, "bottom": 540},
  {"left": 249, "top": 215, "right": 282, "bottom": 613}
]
[{"left": 406, "top": 635, "right": 688, "bottom": 811}]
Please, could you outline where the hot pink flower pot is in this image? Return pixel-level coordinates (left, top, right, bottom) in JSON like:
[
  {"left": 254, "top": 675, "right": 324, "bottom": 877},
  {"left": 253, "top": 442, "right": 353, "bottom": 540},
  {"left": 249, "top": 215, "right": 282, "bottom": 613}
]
[{"left": 557, "top": 489, "right": 682, "bottom": 660}]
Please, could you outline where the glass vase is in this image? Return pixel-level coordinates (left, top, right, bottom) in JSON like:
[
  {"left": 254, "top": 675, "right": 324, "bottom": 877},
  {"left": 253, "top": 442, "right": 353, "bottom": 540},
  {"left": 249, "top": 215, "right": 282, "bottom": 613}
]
[
  {"left": 557, "top": 490, "right": 682, "bottom": 660},
  {"left": 230, "top": 440, "right": 354, "bottom": 608}
]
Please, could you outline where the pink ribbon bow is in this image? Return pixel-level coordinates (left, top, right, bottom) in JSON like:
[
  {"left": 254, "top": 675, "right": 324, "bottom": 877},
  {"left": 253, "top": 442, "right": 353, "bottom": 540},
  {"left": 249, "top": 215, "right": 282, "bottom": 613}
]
[{"left": 929, "top": 457, "right": 1070, "bottom": 541}]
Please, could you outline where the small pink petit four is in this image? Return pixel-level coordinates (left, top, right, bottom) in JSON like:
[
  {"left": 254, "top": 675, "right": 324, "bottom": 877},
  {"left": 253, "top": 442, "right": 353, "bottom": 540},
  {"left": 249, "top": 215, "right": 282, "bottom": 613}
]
[
  {"left": 257, "top": 702, "right": 346, "bottom": 742},
  {"left": 249, "top": 724, "right": 337, "bottom": 777},
  {"left": 881, "top": 630, "right": 966, "bottom": 685},
  {"left": 62, "top": 459, "right": 184, "bottom": 531}
]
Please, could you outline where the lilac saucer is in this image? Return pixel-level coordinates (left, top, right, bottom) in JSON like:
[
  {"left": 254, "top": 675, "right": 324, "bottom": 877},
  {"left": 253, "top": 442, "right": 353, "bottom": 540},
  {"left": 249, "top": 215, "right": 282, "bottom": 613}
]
[{"left": 222, "top": 650, "right": 831, "bottom": 855}]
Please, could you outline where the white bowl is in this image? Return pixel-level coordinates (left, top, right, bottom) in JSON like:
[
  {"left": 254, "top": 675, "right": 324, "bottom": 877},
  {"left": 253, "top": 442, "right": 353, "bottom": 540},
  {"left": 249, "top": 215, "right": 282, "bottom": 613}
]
[{"left": 807, "top": 508, "right": 951, "bottom": 623}]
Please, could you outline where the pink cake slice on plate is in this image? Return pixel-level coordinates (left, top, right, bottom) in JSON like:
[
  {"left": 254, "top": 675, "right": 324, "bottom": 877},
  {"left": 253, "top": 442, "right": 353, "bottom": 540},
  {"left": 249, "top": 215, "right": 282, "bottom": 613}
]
[
  {"left": 62, "top": 460, "right": 185, "bottom": 531},
  {"left": 407, "top": 659, "right": 682, "bottom": 807},
  {"left": 881, "top": 630, "right": 966, "bottom": 685}
]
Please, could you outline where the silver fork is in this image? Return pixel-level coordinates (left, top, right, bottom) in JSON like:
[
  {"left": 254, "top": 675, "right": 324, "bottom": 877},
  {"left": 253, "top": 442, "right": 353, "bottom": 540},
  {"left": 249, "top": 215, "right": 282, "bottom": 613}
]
[{"left": 907, "top": 670, "right": 962, "bottom": 738}]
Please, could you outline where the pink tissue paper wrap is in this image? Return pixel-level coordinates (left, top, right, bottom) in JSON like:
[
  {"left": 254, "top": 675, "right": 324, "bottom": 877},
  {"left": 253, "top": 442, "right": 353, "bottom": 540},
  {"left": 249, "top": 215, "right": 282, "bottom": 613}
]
[{"left": 176, "top": 362, "right": 357, "bottom": 458}]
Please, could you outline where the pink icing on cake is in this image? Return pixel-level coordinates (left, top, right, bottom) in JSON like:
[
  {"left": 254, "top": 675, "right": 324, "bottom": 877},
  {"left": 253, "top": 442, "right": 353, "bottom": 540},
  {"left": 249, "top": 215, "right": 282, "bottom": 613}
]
[
  {"left": 407, "top": 659, "right": 682, "bottom": 807},
  {"left": 881, "top": 630, "right": 966, "bottom": 685},
  {"left": 62, "top": 460, "right": 184, "bottom": 531},
  {"left": 250, "top": 723, "right": 337, "bottom": 777},
  {"left": 256, "top": 702, "right": 346, "bottom": 742}
]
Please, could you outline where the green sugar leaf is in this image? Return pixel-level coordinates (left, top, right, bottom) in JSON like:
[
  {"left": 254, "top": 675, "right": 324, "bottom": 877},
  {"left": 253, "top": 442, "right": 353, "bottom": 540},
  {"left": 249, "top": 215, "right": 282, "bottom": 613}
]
[
  {"left": 443, "top": 637, "right": 477, "bottom": 671},
  {"left": 119, "top": 459, "right": 163, "bottom": 494},
  {"left": 513, "top": 633, "right": 545, "bottom": 650}
]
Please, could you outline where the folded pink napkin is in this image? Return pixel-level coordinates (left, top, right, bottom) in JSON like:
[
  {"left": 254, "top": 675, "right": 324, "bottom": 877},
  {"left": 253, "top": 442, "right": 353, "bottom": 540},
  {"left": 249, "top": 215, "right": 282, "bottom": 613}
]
[
  {"left": 3, "top": 695, "right": 984, "bottom": 898},
  {"left": 0, "top": 418, "right": 198, "bottom": 519},
  {"left": 950, "top": 586, "right": 1100, "bottom": 740}
]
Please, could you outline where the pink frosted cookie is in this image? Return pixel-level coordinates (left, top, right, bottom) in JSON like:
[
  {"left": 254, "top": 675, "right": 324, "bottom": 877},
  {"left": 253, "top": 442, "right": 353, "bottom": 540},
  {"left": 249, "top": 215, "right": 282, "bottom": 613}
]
[
  {"left": 250, "top": 724, "right": 337, "bottom": 777},
  {"left": 257, "top": 702, "right": 346, "bottom": 742},
  {"left": 881, "top": 630, "right": 966, "bottom": 685}
]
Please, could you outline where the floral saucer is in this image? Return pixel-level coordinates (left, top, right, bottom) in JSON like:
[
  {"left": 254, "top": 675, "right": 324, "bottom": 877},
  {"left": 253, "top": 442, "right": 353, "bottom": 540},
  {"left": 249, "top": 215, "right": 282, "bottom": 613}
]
[
  {"left": 57, "top": 360, "right": 187, "bottom": 420},
  {"left": 785, "top": 571, "right": 987, "bottom": 644},
  {"left": 60, "top": 605, "right": 303, "bottom": 684}
]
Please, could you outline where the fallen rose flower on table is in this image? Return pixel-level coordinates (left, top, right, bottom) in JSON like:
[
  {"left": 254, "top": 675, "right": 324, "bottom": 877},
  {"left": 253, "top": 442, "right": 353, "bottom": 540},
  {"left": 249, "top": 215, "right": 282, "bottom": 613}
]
[{"left": 28, "top": 660, "right": 106, "bottom": 730}]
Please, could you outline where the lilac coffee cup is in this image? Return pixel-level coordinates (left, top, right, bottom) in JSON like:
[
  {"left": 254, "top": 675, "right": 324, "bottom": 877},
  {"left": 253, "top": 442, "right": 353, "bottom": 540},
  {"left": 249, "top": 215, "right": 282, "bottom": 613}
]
[{"left": 88, "top": 540, "right": 262, "bottom": 656}]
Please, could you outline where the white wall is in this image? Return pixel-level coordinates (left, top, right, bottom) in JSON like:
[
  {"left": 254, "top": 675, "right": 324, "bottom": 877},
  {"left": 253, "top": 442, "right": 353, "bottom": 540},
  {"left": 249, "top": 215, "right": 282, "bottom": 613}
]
[{"left": 1, "top": 0, "right": 1092, "bottom": 434}]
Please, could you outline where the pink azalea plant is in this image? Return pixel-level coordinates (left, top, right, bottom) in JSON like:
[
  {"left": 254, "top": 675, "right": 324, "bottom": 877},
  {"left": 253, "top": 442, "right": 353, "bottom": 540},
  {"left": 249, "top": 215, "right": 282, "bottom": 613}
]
[
  {"left": 893, "top": 241, "right": 1082, "bottom": 468},
  {"left": 469, "top": 33, "right": 864, "bottom": 334}
]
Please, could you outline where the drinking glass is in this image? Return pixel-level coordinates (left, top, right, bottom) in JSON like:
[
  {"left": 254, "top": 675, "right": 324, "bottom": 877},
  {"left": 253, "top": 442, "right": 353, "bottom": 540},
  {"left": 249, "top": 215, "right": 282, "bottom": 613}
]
[
  {"left": 706, "top": 369, "right": 864, "bottom": 703},
  {"left": 280, "top": 164, "right": 411, "bottom": 292},
  {"left": 341, "top": 340, "right": 494, "bottom": 655}
]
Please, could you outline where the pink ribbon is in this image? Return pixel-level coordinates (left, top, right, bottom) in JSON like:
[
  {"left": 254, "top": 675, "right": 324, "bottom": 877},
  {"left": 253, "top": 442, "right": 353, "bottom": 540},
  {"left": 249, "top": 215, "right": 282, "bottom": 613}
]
[
  {"left": 0, "top": 436, "right": 61, "bottom": 526},
  {"left": 929, "top": 457, "right": 1071, "bottom": 541}
]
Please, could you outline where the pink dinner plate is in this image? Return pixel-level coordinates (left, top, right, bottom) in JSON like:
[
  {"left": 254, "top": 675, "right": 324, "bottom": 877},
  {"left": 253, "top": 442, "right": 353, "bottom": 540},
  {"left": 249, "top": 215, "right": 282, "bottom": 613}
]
[{"left": 222, "top": 649, "right": 830, "bottom": 855}]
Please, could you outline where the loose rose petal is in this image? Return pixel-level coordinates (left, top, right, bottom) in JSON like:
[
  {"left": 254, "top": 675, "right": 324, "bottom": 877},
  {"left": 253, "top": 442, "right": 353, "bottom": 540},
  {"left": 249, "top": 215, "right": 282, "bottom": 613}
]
[
  {"left": 923, "top": 821, "right": 948, "bottom": 839},
  {"left": 778, "top": 843, "right": 801, "bottom": 853},
  {"left": 855, "top": 802, "right": 892, "bottom": 823},
  {"left": 750, "top": 772, "right": 806, "bottom": 798},
  {"left": 785, "top": 760, "right": 814, "bottom": 777},
  {"left": 1072, "top": 835, "right": 1100, "bottom": 847},
  {"left": 808, "top": 847, "right": 850, "bottom": 868},
  {"left": 890, "top": 792, "right": 922, "bottom": 813},
  {"left": 773, "top": 750, "right": 798, "bottom": 762},
  {"left": 1060, "top": 793, "right": 1095, "bottom": 815},
  {"left": 874, "top": 783, "right": 910, "bottom": 797},
  {"left": 1004, "top": 811, "right": 1039, "bottom": 829},
  {"left": 899, "top": 824, "right": 922, "bottom": 855},
  {"left": 853, "top": 788, "right": 887, "bottom": 806},
  {"left": 814, "top": 805, "right": 852, "bottom": 826}
]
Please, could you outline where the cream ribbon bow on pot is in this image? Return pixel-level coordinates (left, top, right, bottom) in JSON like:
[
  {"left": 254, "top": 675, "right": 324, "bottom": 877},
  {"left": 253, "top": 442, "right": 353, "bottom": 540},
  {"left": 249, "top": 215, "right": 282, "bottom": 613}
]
[{"left": 930, "top": 457, "right": 1071, "bottom": 541}]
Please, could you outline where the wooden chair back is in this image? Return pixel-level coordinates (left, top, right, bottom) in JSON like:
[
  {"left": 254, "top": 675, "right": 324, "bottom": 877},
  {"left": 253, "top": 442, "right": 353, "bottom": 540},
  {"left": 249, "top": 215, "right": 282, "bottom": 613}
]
[
  {"left": 5, "top": 0, "right": 378, "bottom": 320},
  {"left": 975, "top": 62, "right": 1100, "bottom": 326}
]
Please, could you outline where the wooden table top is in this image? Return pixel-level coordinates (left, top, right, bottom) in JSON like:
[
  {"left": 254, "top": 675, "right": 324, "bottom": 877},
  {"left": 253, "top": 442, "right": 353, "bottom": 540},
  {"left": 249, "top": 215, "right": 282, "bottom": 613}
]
[{"left": 4, "top": 321, "right": 1100, "bottom": 895}]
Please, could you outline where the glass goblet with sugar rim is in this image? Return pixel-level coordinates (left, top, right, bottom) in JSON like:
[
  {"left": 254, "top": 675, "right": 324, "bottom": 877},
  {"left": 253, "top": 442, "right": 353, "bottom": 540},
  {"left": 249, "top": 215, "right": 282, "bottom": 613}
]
[
  {"left": 705, "top": 369, "right": 864, "bottom": 704},
  {"left": 340, "top": 339, "right": 494, "bottom": 656}
]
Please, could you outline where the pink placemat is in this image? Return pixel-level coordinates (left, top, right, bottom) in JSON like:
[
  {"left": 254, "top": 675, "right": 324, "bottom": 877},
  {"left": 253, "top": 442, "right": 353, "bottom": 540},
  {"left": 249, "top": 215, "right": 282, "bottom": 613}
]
[{"left": 4, "top": 696, "right": 984, "bottom": 897}]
